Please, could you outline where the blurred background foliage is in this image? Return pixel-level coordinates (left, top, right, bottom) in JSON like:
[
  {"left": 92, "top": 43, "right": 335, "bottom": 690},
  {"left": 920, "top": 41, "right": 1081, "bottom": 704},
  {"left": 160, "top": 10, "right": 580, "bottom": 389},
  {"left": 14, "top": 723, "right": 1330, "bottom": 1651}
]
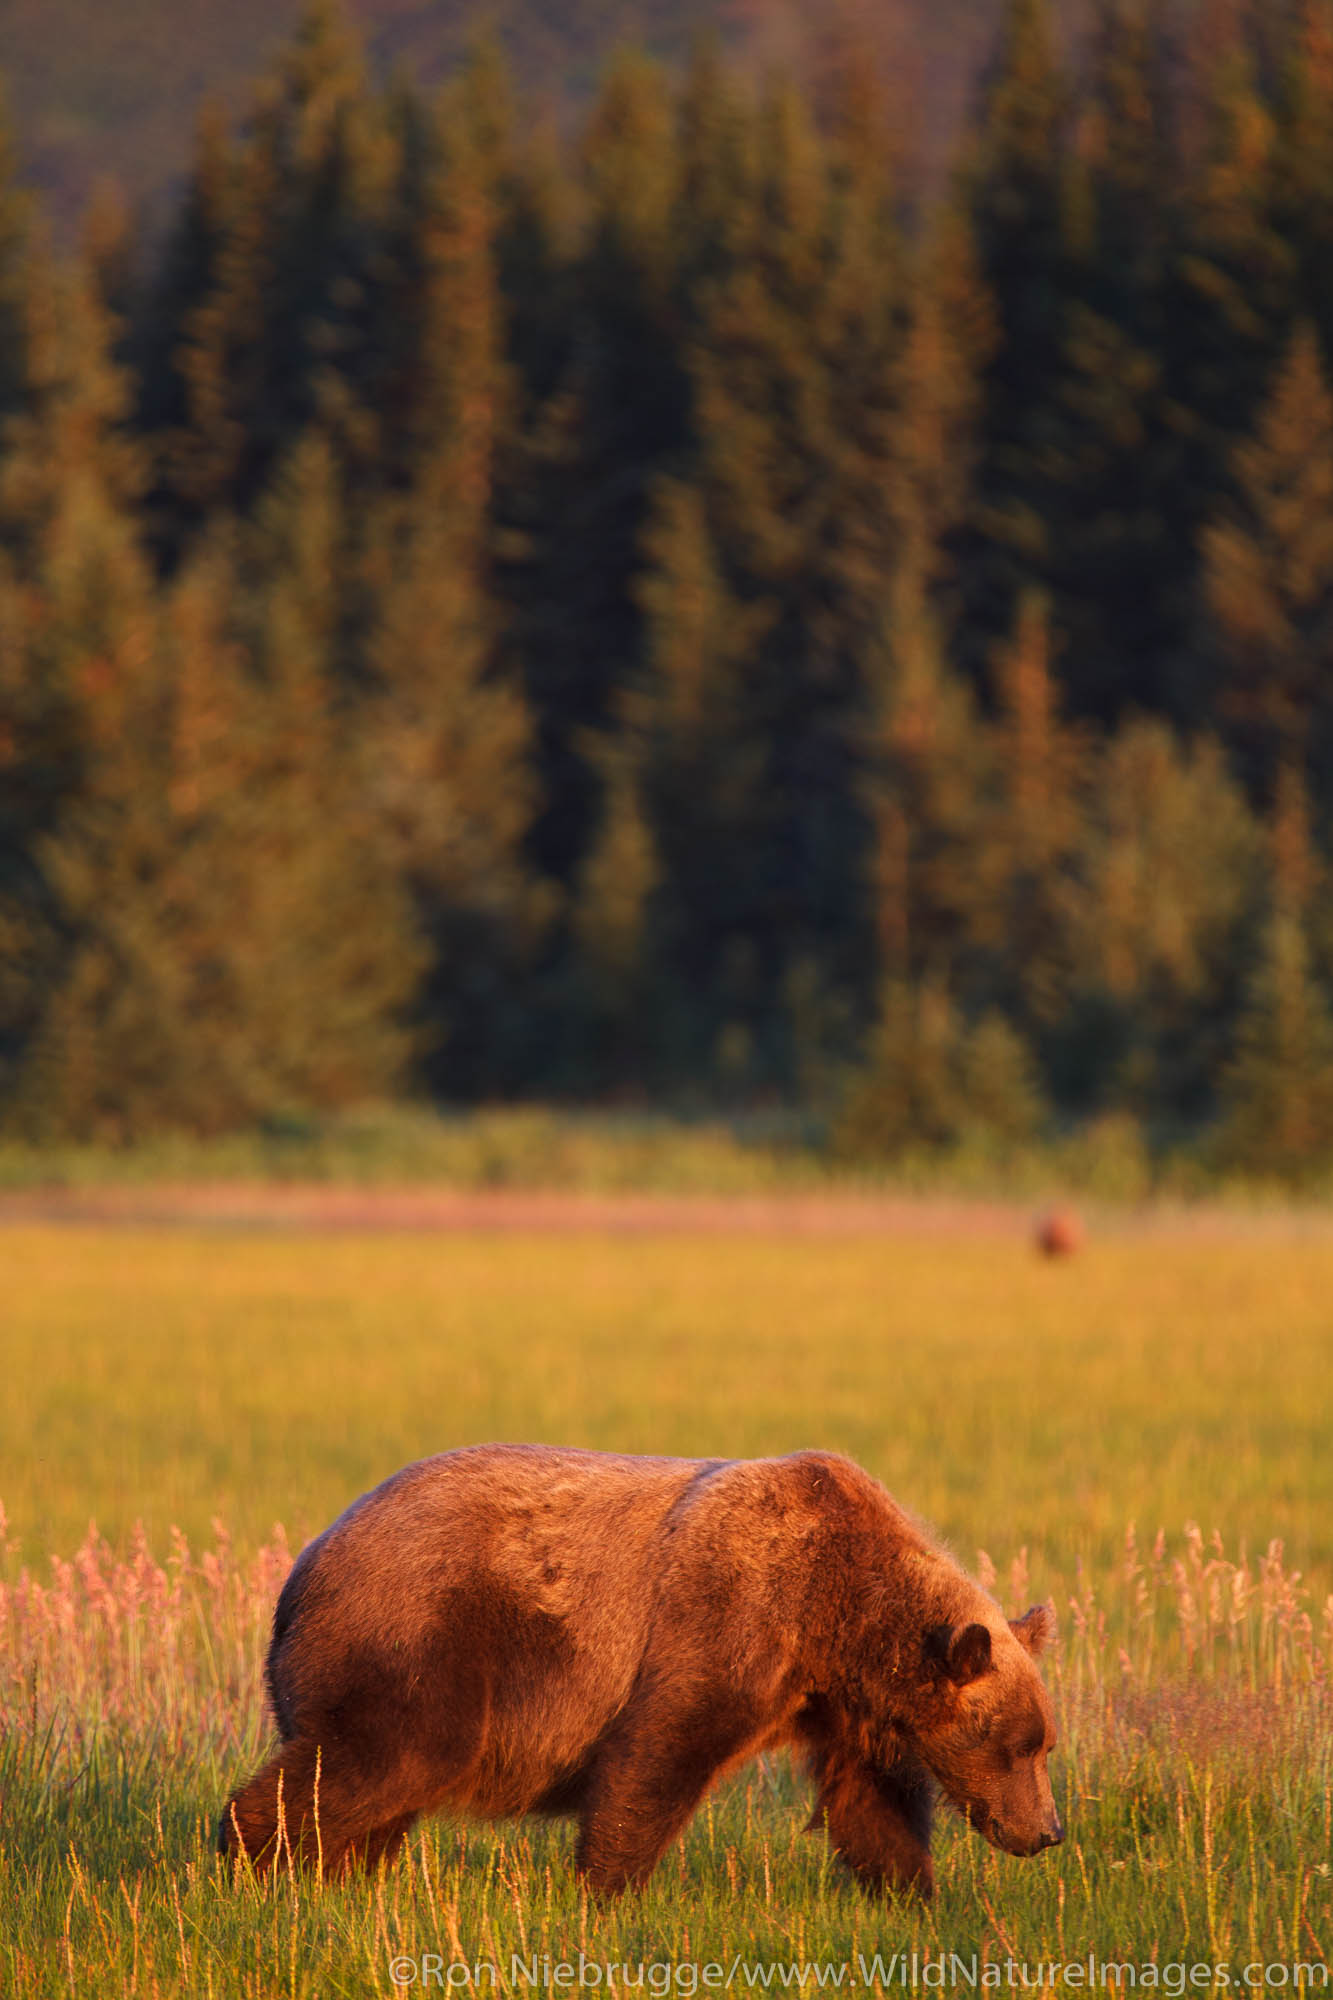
[{"left": 3, "top": 0, "right": 1333, "bottom": 1178}]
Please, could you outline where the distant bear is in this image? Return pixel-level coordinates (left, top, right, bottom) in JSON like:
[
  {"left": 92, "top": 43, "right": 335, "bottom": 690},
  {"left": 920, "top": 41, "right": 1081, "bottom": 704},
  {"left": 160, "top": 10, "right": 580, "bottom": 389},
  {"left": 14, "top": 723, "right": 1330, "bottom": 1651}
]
[
  {"left": 220, "top": 1446, "right": 1061, "bottom": 1897},
  {"left": 1035, "top": 1208, "right": 1083, "bottom": 1258}
]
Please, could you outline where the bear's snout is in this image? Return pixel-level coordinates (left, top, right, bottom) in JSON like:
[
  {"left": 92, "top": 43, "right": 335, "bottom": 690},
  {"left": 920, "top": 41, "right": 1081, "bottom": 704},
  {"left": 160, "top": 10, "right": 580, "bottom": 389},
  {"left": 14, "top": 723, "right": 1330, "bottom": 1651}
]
[
  {"left": 950, "top": 1752, "right": 1063, "bottom": 1860},
  {"left": 1015, "top": 1812, "right": 1064, "bottom": 1856},
  {"left": 997, "top": 1794, "right": 1063, "bottom": 1857},
  {"left": 985, "top": 1810, "right": 1062, "bottom": 1857}
]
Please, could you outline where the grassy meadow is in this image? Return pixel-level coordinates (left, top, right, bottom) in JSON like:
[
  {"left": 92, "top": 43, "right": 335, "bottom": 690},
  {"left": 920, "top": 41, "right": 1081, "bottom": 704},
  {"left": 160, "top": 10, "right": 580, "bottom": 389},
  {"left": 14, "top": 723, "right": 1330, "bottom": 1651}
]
[{"left": 2, "top": 1216, "right": 1331, "bottom": 1995}]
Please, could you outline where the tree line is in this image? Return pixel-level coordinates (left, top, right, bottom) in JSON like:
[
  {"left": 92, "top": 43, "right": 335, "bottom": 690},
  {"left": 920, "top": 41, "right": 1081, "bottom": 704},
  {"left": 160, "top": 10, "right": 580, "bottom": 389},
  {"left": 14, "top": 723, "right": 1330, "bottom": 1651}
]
[{"left": 2, "top": 0, "right": 1333, "bottom": 1175}]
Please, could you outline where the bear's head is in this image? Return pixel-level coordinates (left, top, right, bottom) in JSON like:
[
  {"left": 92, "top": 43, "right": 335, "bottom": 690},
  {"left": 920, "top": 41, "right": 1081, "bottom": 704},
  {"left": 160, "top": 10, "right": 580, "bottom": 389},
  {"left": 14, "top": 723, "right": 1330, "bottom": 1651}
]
[{"left": 912, "top": 1604, "right": 1062, "bottom": 1858}]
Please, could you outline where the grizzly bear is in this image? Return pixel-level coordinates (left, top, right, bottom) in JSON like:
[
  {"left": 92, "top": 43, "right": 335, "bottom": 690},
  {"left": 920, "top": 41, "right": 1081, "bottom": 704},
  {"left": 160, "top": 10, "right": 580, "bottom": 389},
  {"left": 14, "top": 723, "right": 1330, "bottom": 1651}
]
[{"left": 220, "top": 1446, "right": 1061, "bottom": 1897}]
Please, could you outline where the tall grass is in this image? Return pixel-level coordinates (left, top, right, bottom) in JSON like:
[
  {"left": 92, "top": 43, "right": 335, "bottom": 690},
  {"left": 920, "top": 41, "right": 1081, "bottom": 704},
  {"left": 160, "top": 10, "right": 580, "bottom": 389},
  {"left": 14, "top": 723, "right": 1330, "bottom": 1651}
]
[
  {"left": 2, "top": 1512, "right": 1329, "bottom": 1997},
  {"left": 4, "top": 1515, "right": 1330, "bottom": 1751},
  {"left": 3, "top": 1217, "right": 1331, "bottom": 1993}
]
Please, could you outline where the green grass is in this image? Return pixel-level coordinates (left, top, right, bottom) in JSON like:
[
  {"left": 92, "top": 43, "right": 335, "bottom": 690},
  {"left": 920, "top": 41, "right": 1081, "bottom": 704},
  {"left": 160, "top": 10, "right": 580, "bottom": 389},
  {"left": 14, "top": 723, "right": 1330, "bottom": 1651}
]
[
  {"left": 8, "top": 1718, "right": 1331, "bottom": 2000},
  {"left": 2, "top": 1217, "right": 1331, "bottom": 1994},
  {"left": 0, "top": 1106, "right": 832, "bottom": 1198},
  {"left": 1, "top": 1100, "right": 1332, "bottom": 1207},
  {"left": 3, "top": 1222, "right": 1332, "bottom": 1570}
]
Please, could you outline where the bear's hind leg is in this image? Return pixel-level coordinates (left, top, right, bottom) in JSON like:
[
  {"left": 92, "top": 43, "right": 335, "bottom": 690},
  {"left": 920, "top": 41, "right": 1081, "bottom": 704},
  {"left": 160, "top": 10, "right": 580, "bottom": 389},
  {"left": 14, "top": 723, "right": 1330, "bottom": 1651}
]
[
  {"left": 220, "top": 1743, "right": 314, "bottom": 1873},
  {"left": 347, "top": 1812, "right": 420, "bottom": 1872},
  {"left": 808, "top": 1752, "right": 935, "bottom": 1899},
  {"left": 220, "top": 1741, "right": 416, "bottom": 1877}
]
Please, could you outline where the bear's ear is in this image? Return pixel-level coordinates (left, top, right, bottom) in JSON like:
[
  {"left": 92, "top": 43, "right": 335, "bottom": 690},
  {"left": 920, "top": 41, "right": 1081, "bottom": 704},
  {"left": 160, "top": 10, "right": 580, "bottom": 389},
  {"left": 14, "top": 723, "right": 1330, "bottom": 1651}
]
[
  {"left": 1010, "top": 1604, "right": 1057, "bottom": 1657},
  {"left": 927, "top": 1620, "right": 994, "bottom": 1686}
]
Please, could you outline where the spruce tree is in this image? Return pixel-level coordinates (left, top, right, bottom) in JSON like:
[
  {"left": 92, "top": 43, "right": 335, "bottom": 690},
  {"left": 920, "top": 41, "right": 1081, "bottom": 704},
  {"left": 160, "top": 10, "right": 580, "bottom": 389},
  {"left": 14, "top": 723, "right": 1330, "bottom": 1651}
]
[
  {"left": 145, "top": 0, "right": 394, "bottom": 539},
  {"left": 833, "top": 977, "right": 968, "bottom": 1158},
  {"left": 632, "top": 68, "right": 906, "bottom": 1073},
  {"left": 1038, "top": 0, "right": 1187, "bottom": 719},
  {"left": 860, "top": 575, "right": 994, "bottom": 989},
  {"left": 1162, "top": 28, "right": 1291, "bottom": 708},
  {"left": 982, "top": 589, "right": 1086, "bottom": 1028},
  {"left": 833, "top": 980, "right": 1045, "bottom": 1159},
  {"left": 505, "top": 49, "right": 689, "bottom": 897},
  {"left": 1177, "top": 30, "right": 1289, "bottom": 395},
  {"left": 190, "top": 524, "right": 422, "bottom": 1130},
  {"left": 958, "top": 1011, "right": 1045, "bottom": 1145},
  {"left": 571, "top": 748, "right": 661, "bottom": 1079},
  {"left": 1201, "top": 321, "right": 1333, "bottom": 785},
  {"left": 13, "top": 529, "right": 422, "bottom": 1140},
  {"left": 136, "top": 98, "right": 237, "bottom": 528},
  {"left": 0, "top": 233, "right": 174, "bottom": 1130},
  {"left": 153, "top": 97, "right": 279, "bottom": 530},
  {"left": 1069, "top": 719, "right": 1262, "bottom": 1113},
  {"left": 1217, "top": 725, "right": 1333, "bottom": 1178},
  {"left": 1217, "top": 903, "right": 1333, "bottom": 1177},
  {"left": 891, "top": 206, "right": 995, "bottom": 612},
  {"left": 0, "top": 85, "right": 31, "bottom": 428},
  {"left": 961, "top": 0, "right": 1075, "bottom": 672},
  {"left": 1, "top": 238, "right": 424, "bottom": 1139},
  {"left": 1275, "top": 0, "right": 1333, "bottom": 346},
  {"left": 357, "top": 116, "right": 542, "bottom": 1093},
  {"left": 0, "top": 243, "right": 148, "bottom": 1092},
  {"left": 673, "top": 33, "right": 752, "bottom": 299},
  {"left": 625, "top": 476, "right": 771, "bottom": 1069}
]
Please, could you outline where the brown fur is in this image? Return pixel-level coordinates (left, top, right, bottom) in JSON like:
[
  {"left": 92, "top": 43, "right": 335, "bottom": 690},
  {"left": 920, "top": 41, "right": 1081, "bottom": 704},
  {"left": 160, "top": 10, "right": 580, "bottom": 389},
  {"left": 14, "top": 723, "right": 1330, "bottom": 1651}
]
[
  {"left": 219, "top": 1446, "right": 1061, "bottom": 1896},
  {"left": 1035, "top": 1208, "right": 1083, "bottom": 1257}
]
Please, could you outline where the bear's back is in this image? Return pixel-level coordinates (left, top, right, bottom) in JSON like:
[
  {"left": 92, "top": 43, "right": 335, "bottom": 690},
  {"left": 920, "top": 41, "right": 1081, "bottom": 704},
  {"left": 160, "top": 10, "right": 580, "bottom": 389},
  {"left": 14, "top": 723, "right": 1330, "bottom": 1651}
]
[{"left": 267, "top": 1447, "right": 722, "bottom": 1770}]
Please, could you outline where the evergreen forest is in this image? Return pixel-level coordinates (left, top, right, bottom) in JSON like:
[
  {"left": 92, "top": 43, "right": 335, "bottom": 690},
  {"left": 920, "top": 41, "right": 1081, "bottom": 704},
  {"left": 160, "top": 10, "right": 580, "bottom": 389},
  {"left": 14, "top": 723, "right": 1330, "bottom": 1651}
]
[{"left": 4, "top": 0, "right": 1333, "bottom": 1179}]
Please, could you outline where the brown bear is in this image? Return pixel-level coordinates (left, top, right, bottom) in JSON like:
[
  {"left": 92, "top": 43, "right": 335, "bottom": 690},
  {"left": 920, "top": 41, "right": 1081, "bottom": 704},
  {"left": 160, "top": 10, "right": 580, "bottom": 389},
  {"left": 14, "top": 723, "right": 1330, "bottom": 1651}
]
[
  {"left": 220, "top": 1445, "right": 1061, "bottom": 1897},
  {"left": 1035, "top": 1208, "right": 1084, "bottom": 1258}
]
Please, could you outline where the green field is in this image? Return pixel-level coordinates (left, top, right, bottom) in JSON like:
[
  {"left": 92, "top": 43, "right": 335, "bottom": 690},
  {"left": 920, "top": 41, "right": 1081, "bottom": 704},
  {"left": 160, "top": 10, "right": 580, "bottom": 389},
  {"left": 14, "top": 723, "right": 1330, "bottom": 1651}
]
[{"left": 3, "top": 1218, "right": 1331, "bottom": 1996}]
